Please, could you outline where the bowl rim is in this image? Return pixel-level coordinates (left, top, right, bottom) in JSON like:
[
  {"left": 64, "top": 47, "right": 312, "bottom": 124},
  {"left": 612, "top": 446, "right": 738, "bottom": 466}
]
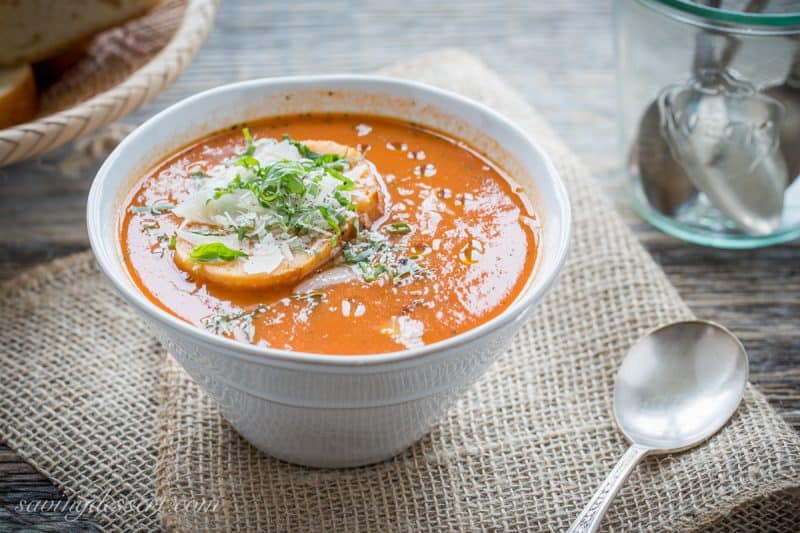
[{"left": 87, "top": 74, "right": 571, "bottom": 368}]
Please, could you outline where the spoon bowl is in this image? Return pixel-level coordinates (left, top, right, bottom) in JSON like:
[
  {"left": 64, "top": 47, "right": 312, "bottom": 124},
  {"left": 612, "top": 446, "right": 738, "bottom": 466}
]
[
  {"left": 660, "top": 72, "right": 788, "bottom": 236},
  {"left": 614, "top": 321, "right": 748, "bottom": 451},
  {"left": 764, "top": 80, "right": 800, "bottom": 184},
  {"left": 631, "top": 100, "right": 697, "bottom": 216},
  {"left": 569, "top": 320, "right": 748, "bottom": 533},
  {"left": 633, "top": 0, "right": 788, "bottom": 234},
  {"left": 763, "top": 46, "right": 800, "bottom": 185}
]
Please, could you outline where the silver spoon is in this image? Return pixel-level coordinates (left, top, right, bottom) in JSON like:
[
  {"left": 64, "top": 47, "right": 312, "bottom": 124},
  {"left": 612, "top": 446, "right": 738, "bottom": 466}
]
[
  {"left": 631, "top": 92, "right": 698, "bottom": 216},
  {"left": 568, "top": 320, "right": 748, "bottom": 533},
  {"left": 660, "top": 70, "right": 787, "bottom": 235},
  {"left": 633, "top": 0, "right": 774, "bottom": 220},
  {"left": 631, "top": 0, "right": 731, "bottom": 216},
  {"left": 763, "top": 43, "right": 800, "bottom": 184},
  {"left": 658, "top": 0, "right": 787, "bottom": 236}
]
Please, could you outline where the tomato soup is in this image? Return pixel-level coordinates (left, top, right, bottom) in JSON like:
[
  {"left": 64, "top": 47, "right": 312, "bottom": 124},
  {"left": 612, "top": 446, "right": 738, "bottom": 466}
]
[{"left": 121, "top": 114, "right": 539, "bottom": 355}]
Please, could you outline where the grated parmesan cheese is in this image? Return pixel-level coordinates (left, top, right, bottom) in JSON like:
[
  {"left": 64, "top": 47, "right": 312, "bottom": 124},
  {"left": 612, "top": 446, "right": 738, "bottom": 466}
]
[
  {"left": 172, "top": 138, "right": 367, "bottom": 274},
  {"left": 383, "top": 316, "right": 425, "bottom": 349}
]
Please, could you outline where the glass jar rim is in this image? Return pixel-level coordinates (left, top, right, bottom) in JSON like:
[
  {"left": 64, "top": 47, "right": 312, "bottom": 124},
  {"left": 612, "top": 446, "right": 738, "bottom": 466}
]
[{"left": 646, "top": 0, "right": 800, "bottom": 27}]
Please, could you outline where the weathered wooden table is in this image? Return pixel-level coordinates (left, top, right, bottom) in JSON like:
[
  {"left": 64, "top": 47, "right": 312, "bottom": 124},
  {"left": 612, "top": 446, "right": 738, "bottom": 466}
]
[{"left": 1, "top": 1, "right": 797, "bottom": 529}]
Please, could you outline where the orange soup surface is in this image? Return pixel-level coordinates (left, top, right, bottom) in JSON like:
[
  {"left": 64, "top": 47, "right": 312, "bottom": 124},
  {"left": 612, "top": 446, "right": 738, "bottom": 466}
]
[{"left": 121, "top": 114, "right": 539, "bottom": 355}]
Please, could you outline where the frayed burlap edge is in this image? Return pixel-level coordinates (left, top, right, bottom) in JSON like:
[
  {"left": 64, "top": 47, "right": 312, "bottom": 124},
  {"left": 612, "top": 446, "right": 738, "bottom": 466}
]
[{"left": 0, "top": 252, "right": 166, "bottom": 531}]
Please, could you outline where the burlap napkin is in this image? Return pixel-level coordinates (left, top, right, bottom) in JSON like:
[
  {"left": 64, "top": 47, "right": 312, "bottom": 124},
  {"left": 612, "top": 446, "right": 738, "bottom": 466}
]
[{"left": 0, "top": 50, "right": 798, "bottom": 532}]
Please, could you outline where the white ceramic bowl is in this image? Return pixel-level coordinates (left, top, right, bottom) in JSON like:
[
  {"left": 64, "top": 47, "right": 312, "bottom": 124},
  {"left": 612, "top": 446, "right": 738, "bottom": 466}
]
[{"left": 87, "top": 76, "right": 571, "bottom": 468}]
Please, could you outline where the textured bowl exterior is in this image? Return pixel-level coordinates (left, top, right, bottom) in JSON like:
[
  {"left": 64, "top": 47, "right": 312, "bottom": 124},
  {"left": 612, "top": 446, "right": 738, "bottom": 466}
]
[
  {"left": 150, "top": 312, "right": 521, "bottom": 467},
  {"left": 87, "top": 76, "right": 571, "bottom": 467}
]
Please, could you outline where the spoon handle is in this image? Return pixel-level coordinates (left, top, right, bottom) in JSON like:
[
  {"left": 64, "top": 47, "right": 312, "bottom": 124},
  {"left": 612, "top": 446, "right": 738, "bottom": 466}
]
[{"left": 567, "top": 443, "right": 650, "bottom": 533}]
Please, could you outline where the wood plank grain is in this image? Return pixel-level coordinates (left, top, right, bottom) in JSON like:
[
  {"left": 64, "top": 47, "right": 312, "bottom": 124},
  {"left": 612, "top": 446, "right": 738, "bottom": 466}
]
[
  {"left": 0, "top": 0, "right": 796, "bottom": 529},
  {"left": 0, "top": 445, "right": 99, "bottom": 531}
]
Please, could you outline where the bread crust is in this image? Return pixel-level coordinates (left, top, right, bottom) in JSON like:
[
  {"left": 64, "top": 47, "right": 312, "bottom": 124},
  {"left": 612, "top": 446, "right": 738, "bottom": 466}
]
[
  {"left": 0, "top": 65, "right": 38, "bottom": 129},
  {"left": 0, "top": 0, "right": 161, "bottom": 67}
]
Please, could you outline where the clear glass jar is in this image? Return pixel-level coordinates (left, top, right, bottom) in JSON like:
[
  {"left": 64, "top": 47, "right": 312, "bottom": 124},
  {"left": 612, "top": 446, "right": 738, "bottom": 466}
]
[{"left": 614, "top": 0, "right": 800, "bottom": 248}]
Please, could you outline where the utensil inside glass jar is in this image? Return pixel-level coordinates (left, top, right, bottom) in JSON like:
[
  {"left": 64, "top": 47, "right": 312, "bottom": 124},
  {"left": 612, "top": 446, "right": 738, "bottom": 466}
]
[{"left": 659, "top": 69, "right": 787, "bottom": 236}]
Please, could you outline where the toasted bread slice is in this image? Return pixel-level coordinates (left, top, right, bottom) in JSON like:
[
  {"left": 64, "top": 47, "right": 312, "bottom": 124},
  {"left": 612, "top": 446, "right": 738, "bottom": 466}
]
[
  {"left": 174, "top": 140, "right": 383, "bottom": 290},
  {"left": 0, "top": 0, "right": 160, "bottom": 67},
  {"left": 0, "top": 65, "right": 38, "bottom": 129}
]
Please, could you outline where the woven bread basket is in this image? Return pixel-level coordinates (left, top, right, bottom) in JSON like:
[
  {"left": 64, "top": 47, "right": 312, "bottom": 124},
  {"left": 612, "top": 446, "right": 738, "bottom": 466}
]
[{"left": 0, "top": 0, "right": 218, "bottom": 167}]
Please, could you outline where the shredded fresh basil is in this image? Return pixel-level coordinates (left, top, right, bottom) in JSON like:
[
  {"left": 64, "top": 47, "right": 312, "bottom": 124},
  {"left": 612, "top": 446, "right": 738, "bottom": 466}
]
[
  {"left": 203, "top": 304, "right": 266, "bottom": 341},
  {"left": 283, "top": 134, "right": 321, "bottom": 160},
  {"left": 130, "top": 203, "right": 175, "bottom": 215},
  {"left": 290, "top": 291, "right": 325, "bottom": 301},
  {"left": 342, "top": 234, "right": 429, "bottom": 284},
  {"left": 241, "top": 128, "right": 256, "bottom": 157},
  {"left": 386, "top": 222, "right": 413, "bottom": 235},
  {"left": 211, "top": 131, "right": 358, "bottom": 243},
  {"left": 317, "top": 205, "right": 343, "bottom": 235},
  {"left": 189, "top": 242, "right": 248, "bottom": 262}
]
